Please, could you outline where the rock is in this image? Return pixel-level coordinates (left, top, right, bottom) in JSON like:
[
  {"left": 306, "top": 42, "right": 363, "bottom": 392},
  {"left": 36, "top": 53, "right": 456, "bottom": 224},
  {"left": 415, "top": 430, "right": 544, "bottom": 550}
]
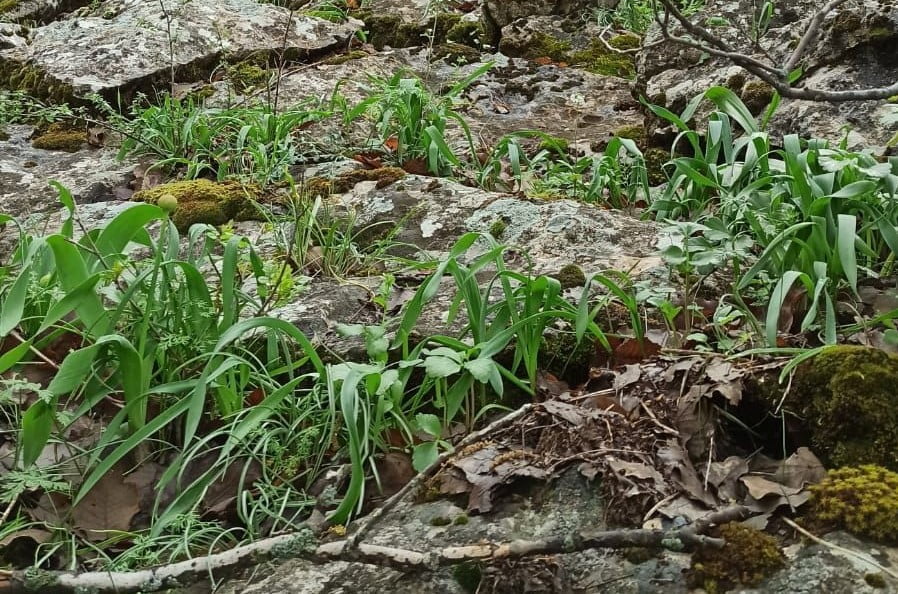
[
  {"left": 637, "top": 0, "right": 898, "bottom": 151},
  {"left": 0, "top": 0, "right": 90, "bottom": 23},
  {"left": 355, "top": 1, "right": 483, "bottom": 51},
  {"left": 482, "top": 0, "right": 618, "bottom": 42},
  {"left": 217, "top": 469, "right": 690, "bottom": 594},
  {"left": 331, "top": 174, "right": 661, "bottom": 278},
  {"left": 0, "top": 124, "right": 133, "bottom": 219},
  {"left": 0, "top": 0, "right": 360, "bottom": 99},
  {"left": 0, "top": 22, "right": 25, "bottom": 49}
]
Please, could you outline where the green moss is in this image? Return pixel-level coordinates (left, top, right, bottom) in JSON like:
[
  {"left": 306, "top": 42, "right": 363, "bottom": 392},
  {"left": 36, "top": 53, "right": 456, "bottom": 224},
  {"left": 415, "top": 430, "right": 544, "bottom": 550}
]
[
  {"left": 689, "top": 523, "right": 784, "bottom": 593},
  {"left": 554, "top": 264, "right": 586, "bottom": 289},
  {"left": 0, "top": 128, "right": 8, "bottom": 142},
  {"left": 613, "top": 125, "right": 646, "bottom": 148},
  {"left": 570, "top": 40, "right": 636, "bottom": 78},
  {"left": 499, "top": 32, "right": 571, "bottom": 61},
  {"left": 304, "top": 167, "right": 406, "bottom": 197},
  {"left": 740, "top": 81, "right": 774, "bottom": 115},
  {"left": 31, "top": 122, "right": 85, "bottom": 152},
  {"left": 0, "top": 60, "right": 73, "bottom": 104},
  {"left": 453, "top": 513, "right": 469, "bottom": 525},
  {"left": 133, "top": 179, "right": 260, "bottom": 231},
  {"left": 322, "top": 50, "right": 368, "bottom": 66},
  {"left": 608, "top": 33, "right": 641, "bottom": 50},
  {"left": 453, "top": 562, "right": 483, "bottom": 593},
  {"left": 644, "top": 147, "right": 670, "bottom": 186},
  {"left": 227, "top": 62, "right": 269, "bottom": 93},
  {"left": 867, "top": 26, "right": 894, "bottom": 40},
  {"left": 361, "top": 12, "right": 460, "bottom": 50},
  {"left": 866, "top": 573, "right": 888, "bottom": 588},
  {"left": 539, "top": 331, "right": 595, "bottom": 382},
  {"left": 430, "top": 516, "right": 452, "bottom": 526},
  {"left": 431, "top": 42, "right": 481, "bottom": 65},
  {"left": 809, "top": 465, "right": 898, "bottom": 543},
  {"left": 186, "top": 84, "right": 216, "bottom": 102},
  {"left": 446, "top": 19, "right": 484, "bottom": 48},
  {"left": 888, "top": 95, "right": 898, "bottom": 104},
  {"left": 0, "top": 0, "right": 18, "bottom": 14},
  {"left": 792, "top": 346, "right": 898, "bottom": 469},
  {"left": 488, "top": 218, "right": 507, "bottom": 239}
]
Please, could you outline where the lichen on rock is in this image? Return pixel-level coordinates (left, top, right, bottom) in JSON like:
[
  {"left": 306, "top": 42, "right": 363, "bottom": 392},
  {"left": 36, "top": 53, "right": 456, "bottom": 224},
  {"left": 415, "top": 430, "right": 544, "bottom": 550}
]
[{"left": 132, "top": 179, "right": 261, "bottom": 231}]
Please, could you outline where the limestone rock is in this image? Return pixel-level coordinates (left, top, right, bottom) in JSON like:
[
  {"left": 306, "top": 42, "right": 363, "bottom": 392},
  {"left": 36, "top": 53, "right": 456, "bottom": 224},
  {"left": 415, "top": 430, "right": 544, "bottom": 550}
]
[{"left": 0, "top": 0, "right": 360, "bottom": 98}]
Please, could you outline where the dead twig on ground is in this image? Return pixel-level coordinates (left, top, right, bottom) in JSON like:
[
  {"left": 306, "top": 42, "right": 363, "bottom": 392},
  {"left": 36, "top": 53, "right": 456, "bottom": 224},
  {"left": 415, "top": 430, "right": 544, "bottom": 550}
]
[{"left": 0, "top": 504, "right": 750, "bottom": 594}]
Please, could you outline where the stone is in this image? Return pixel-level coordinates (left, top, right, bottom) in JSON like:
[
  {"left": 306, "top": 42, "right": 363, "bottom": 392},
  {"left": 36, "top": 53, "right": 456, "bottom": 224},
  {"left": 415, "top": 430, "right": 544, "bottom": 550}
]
[
  {"left": 0, "top": 0, "right": 90, "bottom": 23},
  {"left": 637, "top": 0, "right": 898, "bottom": 151},
  {"left": 0, "top": 0, "right": 360, "bottom": 99}
]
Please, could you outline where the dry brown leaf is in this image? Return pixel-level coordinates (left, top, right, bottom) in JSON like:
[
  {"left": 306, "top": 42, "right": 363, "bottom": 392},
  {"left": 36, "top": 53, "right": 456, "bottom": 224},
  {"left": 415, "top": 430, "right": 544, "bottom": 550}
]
[{"left": 72, "top": 463, "right": 140, "bottom": 542}]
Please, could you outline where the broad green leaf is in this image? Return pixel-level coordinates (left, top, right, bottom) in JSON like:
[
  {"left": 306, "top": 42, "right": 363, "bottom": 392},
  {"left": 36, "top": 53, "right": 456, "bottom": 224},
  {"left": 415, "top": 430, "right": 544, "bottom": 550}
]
[
  {"left": 412, "top": 441, "right": 439, "bottom": 472},
  {"left": 415, "top": 413, "right": 442, "bottom": 438}
]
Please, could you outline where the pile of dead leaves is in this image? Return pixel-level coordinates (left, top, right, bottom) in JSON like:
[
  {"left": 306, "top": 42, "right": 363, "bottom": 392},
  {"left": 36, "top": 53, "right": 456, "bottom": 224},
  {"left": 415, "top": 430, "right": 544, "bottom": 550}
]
[{"left": 427, "top": 354, "right": 825, "bottom": 529}]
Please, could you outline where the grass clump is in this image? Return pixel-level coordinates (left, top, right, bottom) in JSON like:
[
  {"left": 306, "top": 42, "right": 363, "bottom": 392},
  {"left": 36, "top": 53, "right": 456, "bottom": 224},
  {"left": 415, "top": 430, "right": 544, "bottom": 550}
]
[
  {"left": 808, "top": 465, "right": 898, "bottom": 543},
  {"left": 792, "top": 346, "right": 898, "bottom": 470},
  {"left": 133, "top": 179, "right": 260, "bottom": 231},
  {"left": 690, "top": 523, "right": 784, "bottom": 593}
]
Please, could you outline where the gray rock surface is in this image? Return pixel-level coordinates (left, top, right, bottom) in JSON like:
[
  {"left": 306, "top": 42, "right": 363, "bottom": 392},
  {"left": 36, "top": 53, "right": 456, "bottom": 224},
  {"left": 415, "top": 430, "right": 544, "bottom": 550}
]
[
  {"left": 332, "top": 173, "right": 661, "bottom": 278},
  {"left": 0, "top": 0, "right": 360, "bottom": 97},
  {"left": 0, "top": 124, "right": 133, "bottom": 218},
  {"left": 638, "top": 0, "right": 898, "bottom": 150},
  {"left": 0, "top": 0, "right": 89, "bottom": 23}
]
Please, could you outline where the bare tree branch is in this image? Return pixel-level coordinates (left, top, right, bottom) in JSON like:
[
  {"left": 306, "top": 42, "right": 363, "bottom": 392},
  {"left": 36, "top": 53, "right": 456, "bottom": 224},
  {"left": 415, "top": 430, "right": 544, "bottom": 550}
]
[
  {"left": 0, "top": 506, "right": 751, "bottom": 594},
  {"left": 652, "top": 0, "right": 898, "bottom": 102}
]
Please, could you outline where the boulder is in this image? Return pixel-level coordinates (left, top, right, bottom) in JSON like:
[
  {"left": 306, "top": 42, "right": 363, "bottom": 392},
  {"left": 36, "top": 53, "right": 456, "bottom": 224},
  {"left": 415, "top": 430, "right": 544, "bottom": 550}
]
[
  {"left": 0, "top": 0, "right": 360, "bottom": 99},
  {"left": 637, "top": 0, "right": 898, "bottom": 151}
]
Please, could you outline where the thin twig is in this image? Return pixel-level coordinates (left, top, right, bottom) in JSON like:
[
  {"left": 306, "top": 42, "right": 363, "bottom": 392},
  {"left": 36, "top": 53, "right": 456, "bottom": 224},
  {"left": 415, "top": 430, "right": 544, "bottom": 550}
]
[{"left": 781, "top": 517, "right": 898, "bottom": 579}]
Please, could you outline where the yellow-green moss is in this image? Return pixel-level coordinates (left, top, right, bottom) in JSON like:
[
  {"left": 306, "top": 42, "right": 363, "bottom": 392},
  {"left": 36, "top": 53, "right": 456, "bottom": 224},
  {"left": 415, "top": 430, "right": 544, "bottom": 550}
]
[
  {"left": 31, "top": 122, "right": 85, "bottom": 152},
  {"left": 808, "top": 465, "right": 898, "bottom": 543},
  {"left": 488, "top": 218, "right": 507, "bottom": 239},
  {"left": 0, "top": 0, "right": 18, "bottom": 13},
  {"left": 186, "top": 84, "right": 216, "bottom": 102},
  {"left": 0, "top": 128, "right": 8, "bottom": 142},
  {"left": 227, "top": 62, "right": 269, "bottom": 93},
  {"left": 613, "top": 125, "right": 647, "bottom": 147},
  {"left": 322, "top": 50, "right": 368, "bottom": 66},
  {"left": 431, "top": 42, "right": 481, "bottom": 65},
  {"left": 644, "top": 147, "right": 670, "bottom": 186},
  {"left": 360, "top": 12, "right": 460, "bottom": 50},
  {"left": 554, "top": 263, "right": 586, "bottom": 289},
  {"left": 570, "top": 40, "right": 636, "bottom": 78},
  {"left": 446, "top": 19, "right": 484, "bottom": 48},
  {"left": 608, "top": 33, "right": 641, "bottom": 50},
  {"left": 740, "top": 81, "right": 775, "bottom": 115},
  {"left": 499, "top": 32, "right": 571, "bottom": 62},
  {"left": 792, "top": 346, "right": 898, "bottom": 469},
  {"left": 866, "top": 573, "right": 888, "bottom": 588},
  {"left": 133, "top": 179, "right": 260, "bottom": 231},
  {"left": 0, "top": 60, "right": 73, "bottom": 104},
  {"left": 690, "top": 523, "right": 785, "bottom": 593},
  {"left": 304, "top": 167, "right": 406, "bottom": 198}
]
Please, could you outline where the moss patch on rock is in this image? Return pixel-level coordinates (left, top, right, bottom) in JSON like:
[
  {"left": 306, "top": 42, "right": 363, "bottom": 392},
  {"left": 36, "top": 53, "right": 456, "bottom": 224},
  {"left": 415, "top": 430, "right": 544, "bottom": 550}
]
[
  {"left": 569, "top": 40, "right": 636, "bottom": 78},
  {"left": 446, "top": 19, "right": 484, "bottom": 48},
  {"left": 304, "top": 167, "right": 406, "bottom": 198},
  {"left": 643, "top": 147, "right": 670, "bottom": 186},
  {"left": 792, "top": 346, "right": 898, "bottom": 469},
  {"left": 322, "top": 50, "right": 368, "bottom": 66},
  {"left": 431, "top": 42, "right": 481, "bottom": 65},
  {"left": 0, "top": 128, "right": 9, "bottom": 142},
  {"left": 808, "top": 465, "right": 898, "bottom": 543},
  {"left": 0, "top": 60, "right": 74, "bottom": 104},
  {"left": 740, "top": 81, "right": 775, "bottom": 115},
  {"left": 0, "top": 0, "right": 19, "bottom": 14},
  {"left": 31, "top": 122, "right": 85, "bottom": 152},
  {"left": 499, "top": 31, "right": 571, "bottom": 62},
  {"left": 553, "top": 263, "right": 586, "bottom": 289},
  {"left": 226, "top": 62, "right": 269, "bottom": 93},
  {"left": 360, "top": 12, "right": 461, "bottom": 50},
  {"left": 608, "top": 33, "right": 641, "bottom": 50},
  {"left": 689, "top": 523, "right": 785, "bottom": 593},
  {"left": 133, "top": 179, "right": 260, "bottom": 231}
]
